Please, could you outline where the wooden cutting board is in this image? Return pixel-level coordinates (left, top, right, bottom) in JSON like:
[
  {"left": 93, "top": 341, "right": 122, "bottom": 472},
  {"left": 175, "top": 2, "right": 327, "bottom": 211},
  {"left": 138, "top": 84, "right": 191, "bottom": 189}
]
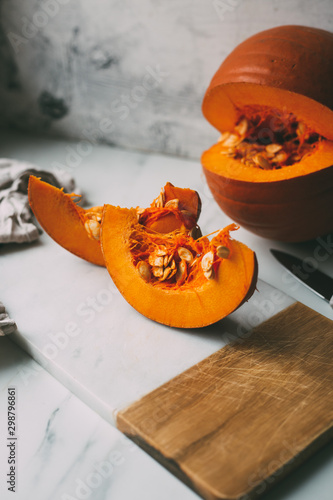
[{"left": 117, "top": 301, "right": 333, "bottom": 500}]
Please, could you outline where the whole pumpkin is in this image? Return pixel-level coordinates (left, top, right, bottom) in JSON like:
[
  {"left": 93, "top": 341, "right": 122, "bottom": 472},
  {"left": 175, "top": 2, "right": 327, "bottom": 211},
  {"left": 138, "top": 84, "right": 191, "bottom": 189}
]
[{"left": 201, "top": 25, "right": 333, "bottom": 242}]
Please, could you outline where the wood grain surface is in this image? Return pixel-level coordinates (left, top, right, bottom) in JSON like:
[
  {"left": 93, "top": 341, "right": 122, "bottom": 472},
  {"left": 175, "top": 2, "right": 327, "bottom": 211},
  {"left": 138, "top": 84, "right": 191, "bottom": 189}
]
[{"left": 117, "top": 302, "right": 333, "bottom": 500}]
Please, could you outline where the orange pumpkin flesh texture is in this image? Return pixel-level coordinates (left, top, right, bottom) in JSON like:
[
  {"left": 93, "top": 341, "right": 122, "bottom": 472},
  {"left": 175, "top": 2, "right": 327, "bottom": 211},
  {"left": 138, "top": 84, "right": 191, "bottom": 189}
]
[
  {"left": 28, "top": 176, "right": 201, "bottom": 266},
  {"left": 101, "top": 205, "right": 258, "bottom": 328},
  {"left": 28, "top": 175, "right": 105, "bottom": 266},
  {"left": 201, "top": 25, "right": 333, "bottom": 242}
]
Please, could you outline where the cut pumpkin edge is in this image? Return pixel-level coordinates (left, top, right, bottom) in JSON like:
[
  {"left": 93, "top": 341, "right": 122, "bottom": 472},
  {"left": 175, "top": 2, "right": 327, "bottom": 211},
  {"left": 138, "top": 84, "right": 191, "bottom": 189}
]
[
  {"left": 202, "top": 139, "right": 333, "bottom": 183},
  {"left": 202, "top": 82, "right": 333, "bottom": 141}
]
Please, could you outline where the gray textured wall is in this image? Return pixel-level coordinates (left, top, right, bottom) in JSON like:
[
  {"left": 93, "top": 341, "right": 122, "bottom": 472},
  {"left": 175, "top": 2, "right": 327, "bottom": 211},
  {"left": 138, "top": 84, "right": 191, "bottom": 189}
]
[{"left": 0, "top": 0, "right": 332, "bottom": 159}]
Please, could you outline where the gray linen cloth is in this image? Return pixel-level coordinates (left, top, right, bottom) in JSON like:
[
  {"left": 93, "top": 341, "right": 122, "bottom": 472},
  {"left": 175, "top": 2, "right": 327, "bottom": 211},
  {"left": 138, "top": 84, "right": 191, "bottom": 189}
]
[
  {"left": 0, "top": 302, "right": 17, "bottom": 336},
  {"left": 0, "top": 158, "right": 78, "bottom": 335},
  {"left": 0, "top": 158, "right": 76, "bottom": 244}
]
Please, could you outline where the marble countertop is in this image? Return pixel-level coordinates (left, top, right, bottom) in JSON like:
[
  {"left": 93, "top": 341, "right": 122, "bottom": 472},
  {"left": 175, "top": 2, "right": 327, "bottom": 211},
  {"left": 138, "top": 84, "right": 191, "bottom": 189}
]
[
  {"left": 1, "top": 130, "right": 333, "bottom": 499},
  {"left": 0, "top": 337, "right": 200, "bottom": 500}
]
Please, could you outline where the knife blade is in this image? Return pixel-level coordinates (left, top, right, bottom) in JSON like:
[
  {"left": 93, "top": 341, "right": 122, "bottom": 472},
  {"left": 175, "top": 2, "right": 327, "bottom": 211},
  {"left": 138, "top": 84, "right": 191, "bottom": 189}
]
[{"left": 270, "top": 249, "right": 333, "bottom": 307}]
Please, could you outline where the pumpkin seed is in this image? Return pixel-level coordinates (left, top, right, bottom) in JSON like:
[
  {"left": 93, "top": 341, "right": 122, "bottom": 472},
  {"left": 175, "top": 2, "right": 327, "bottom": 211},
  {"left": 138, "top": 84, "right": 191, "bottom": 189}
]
[
  {"left": 155, "top": 246, "right": 167, "bottom": 256},
  {"left": 178, "top": 247, "right": 193, "bottom": 263},
  {"left": 163, "top": 254, "right": 173, "bottom": 267},
  {"left": 222, "top": 133, "right": 241, "bottom": 147},
  {"left": 155, "top": 188, "right": 165, "bottom": 208},
  {"left": 152, "top": 266, "right": 164, "bottom": 278},
  {"left": 137, "top": 261, "right": 151, "bottom": 282},
  {"left": 161, "top": 266, "right": 173, "bottom": 281},
  {"left": 165, "top": 198, "right": 179, "bottom": 209},
  {"left": 84, "top": 219, "right": 100, "bottom": 240},
  {"left": 274, "top": 151, "right": 288, "bottom": 164},
  {"left": 266, "top": 143, "right": 282, "bottom": 154},
  {"left": 290, "top": 154, "right": 301, "bottom": 163},
  {"left": 234, "top": 118, "right": 248, "bottom": 137},
  {"left": 216, "top": 245, "right": 230, "bottom": 259},
  {"left": 201, "top": 251, "right": 214, "bottom": 272},
  {"left": 87, "top": 206, "right": 103, "bottom": 214},
  {"left": 254, "top": 154, "right": 272, "bottom": 170},
  {"left": 85, "top": 211, "right": 102, "bottom": 222},
  {"left": 296, "top": 122, "right": 306, "bottom": 136},
  {"left": 218, "top": 132, "right": 231, "bottom": 143},
  {"left": 175, "top": 259, "right": 187, "bottom": 283},
  {"left": 148, "top": 254, "right": 164, "bottom": 267}
]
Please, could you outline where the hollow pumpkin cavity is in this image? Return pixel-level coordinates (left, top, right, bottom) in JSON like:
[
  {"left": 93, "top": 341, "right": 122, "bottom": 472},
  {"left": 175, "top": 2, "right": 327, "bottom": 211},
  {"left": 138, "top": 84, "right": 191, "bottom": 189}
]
[
  {"left": 130, "top": 223, "right": 235, "bottom": 289},
  {"left": 101, "top": 200, "right": 258, "bottom": 328},
  {"left": 217, "top": 105, "right": 322, "bottom": 171}
]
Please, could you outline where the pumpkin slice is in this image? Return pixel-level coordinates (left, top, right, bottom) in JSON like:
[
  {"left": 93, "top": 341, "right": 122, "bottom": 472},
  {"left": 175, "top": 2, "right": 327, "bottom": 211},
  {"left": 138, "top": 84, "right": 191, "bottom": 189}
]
[
  {"left": 201, "top": 25, "right": 333, "bottom": 242},
  {"left": 28, "top": 175, "right": 105, "bottom": 266},
  {"left": 28, "top": 176, "right": 201, "bottom": 266},
  {"left": 101, "top": 205, "right": 257, "bottom": 328}
]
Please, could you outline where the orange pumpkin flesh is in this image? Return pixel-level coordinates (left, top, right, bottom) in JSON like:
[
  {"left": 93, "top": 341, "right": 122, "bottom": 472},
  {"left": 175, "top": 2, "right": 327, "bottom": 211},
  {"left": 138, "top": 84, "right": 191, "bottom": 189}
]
[
  {"left": 28, "top": 175, "right": 105, "bottom": 266},
  {"left": 201, "top": 25, "right": 333, "bottom": 242},
  {"left": 140, "top": 182, "right": 202, "bottom": 234},
  {"left": 28, "top": 176, "right": 201, "bottom": 266},
  {"left": 101, "top": 205, "right": 258, "bottom": 328}
]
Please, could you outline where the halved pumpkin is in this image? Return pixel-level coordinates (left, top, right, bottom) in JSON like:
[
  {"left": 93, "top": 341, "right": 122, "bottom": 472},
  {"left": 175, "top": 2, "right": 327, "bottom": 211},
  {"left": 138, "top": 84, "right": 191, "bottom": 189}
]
[
  {"left": 28, "top": 176, "right": 201, "bottom": 266},
  {"left": 201, "top": 25, "right": 333, "bottom": 242},
  {"left": 101, "top": 205, "right": 258, "bottom": 328}
]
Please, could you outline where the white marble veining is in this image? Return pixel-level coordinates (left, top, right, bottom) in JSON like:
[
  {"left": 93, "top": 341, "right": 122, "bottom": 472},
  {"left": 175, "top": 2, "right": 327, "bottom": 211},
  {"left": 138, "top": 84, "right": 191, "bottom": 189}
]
[
  {"left": 0, "top": 337, "right": 200, "bottom": 500},
  {"left": 0, "top": 1, "right": 332, "bottom": 158}
]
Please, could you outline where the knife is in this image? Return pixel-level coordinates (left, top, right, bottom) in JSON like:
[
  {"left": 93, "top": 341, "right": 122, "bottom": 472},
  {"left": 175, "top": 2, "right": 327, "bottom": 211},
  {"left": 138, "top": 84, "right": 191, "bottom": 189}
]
[{"left": 270, "top": 248, "right": 333, "bottom": 307}]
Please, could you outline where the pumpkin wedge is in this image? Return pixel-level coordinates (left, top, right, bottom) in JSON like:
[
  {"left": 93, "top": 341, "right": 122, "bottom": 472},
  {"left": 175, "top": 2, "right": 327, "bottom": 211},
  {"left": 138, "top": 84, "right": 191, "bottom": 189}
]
[
  {"left": 101, "top": 205, "right": 258, "bottom": 328},
  {"left": 201, "top": 25, "right": 333, "bottom": 242},
  {"left": 28, "top": 176, "right": 201, "bottom": 266},
  {"left": 28, "top": 175, "right": 105, "bottom": 266}
]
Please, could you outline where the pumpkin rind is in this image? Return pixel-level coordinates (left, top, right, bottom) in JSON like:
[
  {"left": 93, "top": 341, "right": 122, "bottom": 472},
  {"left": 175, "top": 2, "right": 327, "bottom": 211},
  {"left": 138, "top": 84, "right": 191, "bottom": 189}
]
[
  {"left": 201, "top": 25, "right": 333, "bottom": 242},
  {"left": 101, "top": 205, "right": 258, "bottom": 328}
]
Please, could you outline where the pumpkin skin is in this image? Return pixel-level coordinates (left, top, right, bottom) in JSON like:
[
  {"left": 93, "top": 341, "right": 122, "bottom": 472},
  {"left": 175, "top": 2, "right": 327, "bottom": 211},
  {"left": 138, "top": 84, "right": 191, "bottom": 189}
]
[
  {"left": 201, "top": 25, "right": 333, "bottom": 242},
  {"left": 28, "top": 176, "right": 202, "bottom": 266},
  {"left": 101, "top": 205, "right": 258, "bottom": 328}
]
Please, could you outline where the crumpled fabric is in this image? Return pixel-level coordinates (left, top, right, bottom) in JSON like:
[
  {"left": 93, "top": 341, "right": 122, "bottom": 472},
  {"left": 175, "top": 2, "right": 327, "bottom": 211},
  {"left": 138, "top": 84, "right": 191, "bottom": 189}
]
[
  {"left": 0, "top": 302, "right": 17, "bottom": 335},
  {"left": 0, "top": 159, "right": 80, "bottom": 334},
  {"left": 0, "top": 158, "right": 77, "bottom": 244}
]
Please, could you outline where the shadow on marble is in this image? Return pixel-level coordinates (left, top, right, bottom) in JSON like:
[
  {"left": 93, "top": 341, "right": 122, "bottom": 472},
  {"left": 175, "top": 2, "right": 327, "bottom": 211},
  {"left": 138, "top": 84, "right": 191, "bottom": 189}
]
[
  {"left": 0, "top": 239, "right": 43, "bottom": 256},
  {"left": 0, "top": 336, "right": 30, "bottom": 373}
]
